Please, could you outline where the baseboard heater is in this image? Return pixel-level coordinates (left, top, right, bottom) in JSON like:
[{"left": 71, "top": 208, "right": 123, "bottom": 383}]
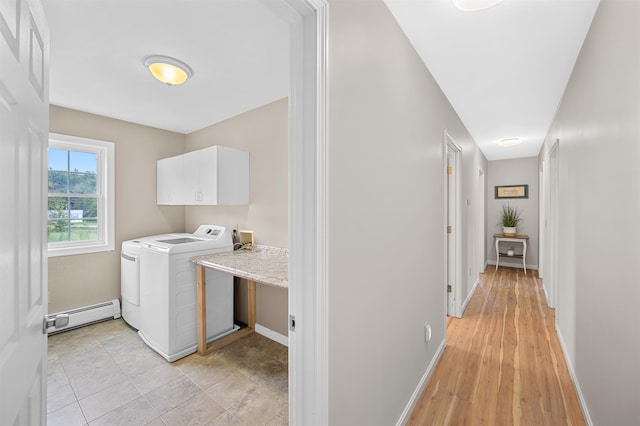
[{"left": 47, "top": 299, "right": 121, "bottom": 335}]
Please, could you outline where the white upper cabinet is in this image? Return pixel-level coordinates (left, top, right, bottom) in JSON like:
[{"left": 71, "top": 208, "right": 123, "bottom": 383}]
[
  {"left": 157, "top": 146, "right": 249, "bottom": 205},
  {"left": 157, "top": 153, "right": 185, "bottom": 205}
]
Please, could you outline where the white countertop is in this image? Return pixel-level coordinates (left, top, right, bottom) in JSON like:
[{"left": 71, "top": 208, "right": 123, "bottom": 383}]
[{"left": 191, "top": 245, "right": 288, "bottom": 289}]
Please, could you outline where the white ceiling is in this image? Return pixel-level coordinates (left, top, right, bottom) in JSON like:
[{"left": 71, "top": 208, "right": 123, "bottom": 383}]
[
  {"left": 385, "top": 0, "right": 599, "bottom": 160},
  {"left": 44, "top": 0, "right": 599, "bottom": 161},
  {"left": 43, "top": 0, "right": 290, "bottom": 135}
]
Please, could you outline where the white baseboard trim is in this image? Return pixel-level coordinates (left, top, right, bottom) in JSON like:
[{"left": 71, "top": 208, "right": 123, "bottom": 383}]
[
  {"left": 556, "top": 327, "right": 593, "bottom": 425},
  {"left": 486, "top": 260, "right": 538, "bottom": 270},
  {"left": 461, "top": 277, "right": 480, "bottom": 315},
  {"left": 255, "top": 323, "right": 289, "bottom": 347},
  {"left": 542, "top": 284, "right": 551, "bottom": 307},
  {"left": 395, "top": 339, "right": 447, "bottom": 426}
]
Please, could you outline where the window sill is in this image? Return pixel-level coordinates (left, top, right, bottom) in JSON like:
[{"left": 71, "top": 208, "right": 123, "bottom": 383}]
[{"left": 48, "top": 242, "right": 115, "bottom": 257}]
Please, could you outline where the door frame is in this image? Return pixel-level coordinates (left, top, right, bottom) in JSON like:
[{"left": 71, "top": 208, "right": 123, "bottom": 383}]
[
  {"left": 477, "top": 168, "right": 485, "bottom": 275},
  {"left": 444, "top": 131, "right": 462, "bottom": 318},
  {"left": 268, "top": 0, "right": 329, "bottom": 424},
  {"left": 30, "top": 0, "right": 330, "bottom": 422},
  {"left": 539, "top": 160, "right": 545, "bottom": 282},
  {"left": 547, "top": 140, "right": 560, "bottom": 312}
]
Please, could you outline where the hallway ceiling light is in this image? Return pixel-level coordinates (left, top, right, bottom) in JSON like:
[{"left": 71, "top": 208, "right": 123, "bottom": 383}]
[
  {"left": 498, "top": 137, "right": 522, "bottom": 147},
  {"left": 143, "top": 55, "right": 193, "bottom": 86},
  {"left": 452, "top": 0, "right": 505, "bottom": 12}
]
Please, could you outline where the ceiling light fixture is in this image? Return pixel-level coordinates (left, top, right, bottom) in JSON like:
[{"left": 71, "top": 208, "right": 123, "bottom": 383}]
[
  {"left": 143, "top": 55, "right": 193, "bottom": 86},
  {"left": 452, "top": 0, "right": 505, "bottom": 12},
  {"left": 498, "top": 137, "right": 522, "bottom": 147}
]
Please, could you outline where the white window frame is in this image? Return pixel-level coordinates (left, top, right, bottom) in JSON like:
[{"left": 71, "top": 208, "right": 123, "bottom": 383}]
[{"left": 47, "top": 133, "right": 115, "bottom": 257}]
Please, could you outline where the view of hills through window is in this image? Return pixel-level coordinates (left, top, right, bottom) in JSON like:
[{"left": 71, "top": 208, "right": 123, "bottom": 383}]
[{"left": 47, "top": 148, "right": 98, "bottom": 243}]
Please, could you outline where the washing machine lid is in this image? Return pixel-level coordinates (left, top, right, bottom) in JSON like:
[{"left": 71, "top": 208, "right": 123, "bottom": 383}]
[
  {"left": 156, "top": 237, "right": 201, "bottom": 245},
  {"left": 135, "top": 225, "right": 232, "bottom": 254}
]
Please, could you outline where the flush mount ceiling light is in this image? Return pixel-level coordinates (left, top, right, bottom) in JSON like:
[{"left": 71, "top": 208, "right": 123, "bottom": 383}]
[
  {"left": 498, "top": 137, "right": 522, "bottom": 147},
  {"left": 143, "top": 55, "right": 193, "bottom": 86},
  {"left": 452, "top": 0, "right": 505, "bottom": 12}
]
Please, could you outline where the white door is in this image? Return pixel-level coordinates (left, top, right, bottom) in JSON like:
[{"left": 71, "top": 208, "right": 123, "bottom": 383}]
[
  {"left": 446, "top": 145, "right": 456, "bottom": 316},
  {"left": 538, "top": 161, "right": 545, "bottom": 281},
  {"left": 0, "top": 0, "right": 50, "bottom": 424},
  {"left": 548, "top": 142, "right": 560, "bottom": 310},
  {"left": 477, "top": 169, "right": 485, "bottom": 274}
]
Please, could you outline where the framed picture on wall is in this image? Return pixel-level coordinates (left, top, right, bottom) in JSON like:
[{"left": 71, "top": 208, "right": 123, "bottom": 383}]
[{"left": 495, "top": 184, "right": 528, "bottom": 199}]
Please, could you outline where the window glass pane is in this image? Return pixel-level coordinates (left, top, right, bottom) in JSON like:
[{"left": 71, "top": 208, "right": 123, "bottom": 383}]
[
  {"left": 69, "top": 197, "right": 98, "bottom": 241},
  {"left": 69, "top": 171, "right": 97, "bottom": 194},
  {"left": 47, "top": 197, "right": 98, "bottom": 242},
  {"left": 69, "top": 151, "right": 97, "bottom": 174},
  {"left": 48, "top": 148, "right": 68, "bottom": 172},
  {"left": 69, "top": 151, "right": 97, "bottom": 194},
  {"left": 48, "top": 148, "right": 68, "bottom": 193},
  {"left": 48, "top": 197, "right": 69, "bottom": 242}
]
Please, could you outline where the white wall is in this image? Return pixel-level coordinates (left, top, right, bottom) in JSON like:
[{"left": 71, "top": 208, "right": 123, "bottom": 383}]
[
  {"left": 486, "top": 157, "right": 539, "bottom": 269},
  {"left": 539, "top": 0, "right": 640, "bottom": 423},
  {"left": 327, "top": 2, "right": 485, "bottom": 423}
]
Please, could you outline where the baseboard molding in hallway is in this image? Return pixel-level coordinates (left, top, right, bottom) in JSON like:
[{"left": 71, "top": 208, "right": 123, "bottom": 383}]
[
  {"left": 406, "top": 266, "right": 585, "bottom": 425},
  {"left": 557, "top": 327, "right": 593, "bottom": 425},
  {"left": 396, "top": 339, "right": 446, "bottom": 426}
]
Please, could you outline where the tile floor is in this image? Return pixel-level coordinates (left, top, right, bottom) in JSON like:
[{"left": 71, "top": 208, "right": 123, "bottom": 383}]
[{"left": 47, "top": 319, "right": 288, "bottom": 425}]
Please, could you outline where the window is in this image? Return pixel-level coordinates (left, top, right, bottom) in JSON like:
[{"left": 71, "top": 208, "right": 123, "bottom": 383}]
[{"left": 48, "top": 133, "right": 114, "bottom": 257}]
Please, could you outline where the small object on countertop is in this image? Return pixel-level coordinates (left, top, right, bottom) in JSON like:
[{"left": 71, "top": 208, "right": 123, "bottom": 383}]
[{"left": 239, "top": 230, "right": 254, "bottom": 246}]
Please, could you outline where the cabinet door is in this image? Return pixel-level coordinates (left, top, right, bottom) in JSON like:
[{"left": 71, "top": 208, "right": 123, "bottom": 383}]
[
  {"left": 157, "top": 154, "right": 185, "bottom": 205},
  {"left": 218, "top": 146, "right": 249, "bottom": 205},
  {"left": 158, "top": 146, "right": 249, "bottom": 206},
  {"left": 183, "top": 147, "right": 218, "bottom": 204}
]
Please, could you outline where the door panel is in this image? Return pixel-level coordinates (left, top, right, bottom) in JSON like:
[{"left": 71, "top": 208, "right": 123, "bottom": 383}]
[
  {"left": 446, "top": 146, "right": 455, "bottom": 315},
  {"left": 0, "top": 0, "right": 49, "bottom": 424}
]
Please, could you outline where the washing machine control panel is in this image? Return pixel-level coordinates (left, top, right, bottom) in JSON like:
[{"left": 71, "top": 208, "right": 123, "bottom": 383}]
[{"left": 192, "top": 224, "right": 226, "bottom": 240}]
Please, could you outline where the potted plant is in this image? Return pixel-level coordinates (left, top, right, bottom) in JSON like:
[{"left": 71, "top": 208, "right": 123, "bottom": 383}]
[{"left": 501, "top": 204, "right": 521, "bottom": 236}]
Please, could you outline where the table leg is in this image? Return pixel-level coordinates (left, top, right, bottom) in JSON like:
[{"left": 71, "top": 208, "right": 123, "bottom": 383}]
[
  {"left": 196, "top": 264, "right": 207, "bottom": 355},
  {"left": 195, "top": 271, "right": 257, "bottom": 356},
  {"left": 247, "top": 280, "right": 256, "bottom": 329},
  {"left": 495, "top": 238, "right": 500, "bottom": 271},
  {"left": 522, "top": 240, "right": 527, "bottom": 274}
]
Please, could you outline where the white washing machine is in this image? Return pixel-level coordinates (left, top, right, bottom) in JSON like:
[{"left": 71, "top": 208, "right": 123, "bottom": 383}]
[{"left": 121, "top": 225, "right": 236, "bottom": 361}]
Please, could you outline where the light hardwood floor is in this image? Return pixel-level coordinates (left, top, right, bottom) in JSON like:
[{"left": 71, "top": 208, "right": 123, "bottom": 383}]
[{"left": 408, "top": 267, "right": 585, "bottom": 425}]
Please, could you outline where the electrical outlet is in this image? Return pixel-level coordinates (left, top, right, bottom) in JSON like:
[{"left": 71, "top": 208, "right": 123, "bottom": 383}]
[{"left": 424, "top": 323, "right": 431, "bottom": 342}]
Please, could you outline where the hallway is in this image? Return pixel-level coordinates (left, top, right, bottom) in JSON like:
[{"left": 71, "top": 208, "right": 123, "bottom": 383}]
[{"left": 408, "top": 267, "right": 584, "bottom": 425}]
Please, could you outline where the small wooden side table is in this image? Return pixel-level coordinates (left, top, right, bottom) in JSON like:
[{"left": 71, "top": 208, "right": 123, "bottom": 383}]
[{"left": 494, "top": 234, "right": 529, "bottom": 273}]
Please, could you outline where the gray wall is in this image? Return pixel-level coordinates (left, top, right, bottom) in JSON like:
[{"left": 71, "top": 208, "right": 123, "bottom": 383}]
[
  {"left": 486, "top": 157, "right": 539, "bottom": 269},
  {"left": 328, "top": 2, "right": 486, "bottom": 423},
  {"left": 48, "top": 106, "right": 186, "bottom": 313},
  {"left": 539, "top": 0, "right": 640, "bottom": 423}
]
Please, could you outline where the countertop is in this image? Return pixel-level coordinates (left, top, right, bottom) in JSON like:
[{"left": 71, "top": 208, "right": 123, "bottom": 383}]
[{"left": 191, "top": 245, "right": 288, "bottom": 289}]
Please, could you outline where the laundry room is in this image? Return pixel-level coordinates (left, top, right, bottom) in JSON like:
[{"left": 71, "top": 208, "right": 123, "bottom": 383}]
[
  {"left": 48, "top": 99, "right": 290, "bottom": 341},
  {"left": 44, "top": 1, "right": 291, "bottom": 424}
]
